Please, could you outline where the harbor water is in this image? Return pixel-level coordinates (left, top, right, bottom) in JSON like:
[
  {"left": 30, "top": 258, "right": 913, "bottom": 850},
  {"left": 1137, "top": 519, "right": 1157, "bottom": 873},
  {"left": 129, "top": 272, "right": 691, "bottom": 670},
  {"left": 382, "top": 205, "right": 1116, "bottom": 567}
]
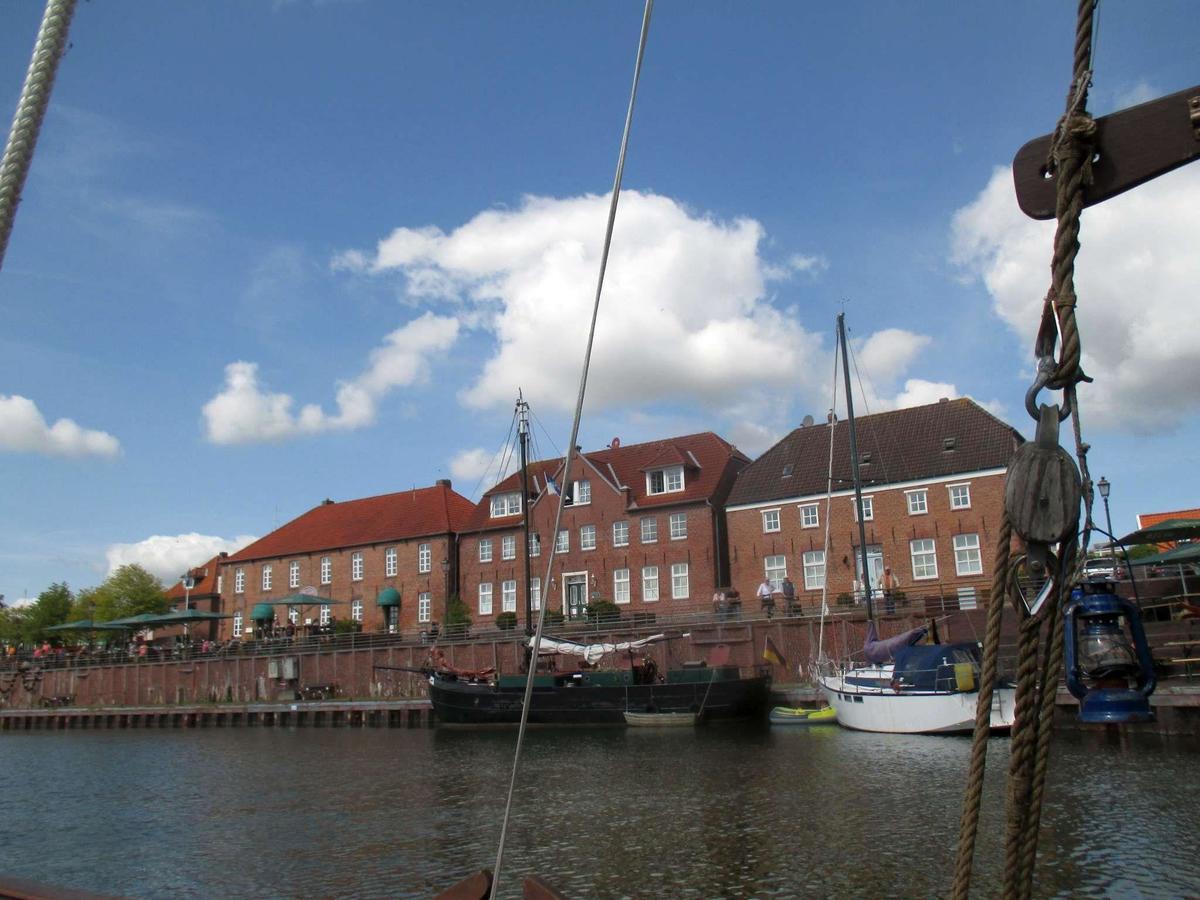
[{"left": 0, "top": 725, "right": 1196, "bottom": 898}]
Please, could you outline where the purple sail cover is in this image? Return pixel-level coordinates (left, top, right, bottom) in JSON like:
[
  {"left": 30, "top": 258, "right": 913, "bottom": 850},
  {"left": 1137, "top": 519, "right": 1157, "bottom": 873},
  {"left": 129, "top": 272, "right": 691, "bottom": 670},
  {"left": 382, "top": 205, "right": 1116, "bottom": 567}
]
[{"left": 862, "top": 620, "right": 929, "bottom": 665}]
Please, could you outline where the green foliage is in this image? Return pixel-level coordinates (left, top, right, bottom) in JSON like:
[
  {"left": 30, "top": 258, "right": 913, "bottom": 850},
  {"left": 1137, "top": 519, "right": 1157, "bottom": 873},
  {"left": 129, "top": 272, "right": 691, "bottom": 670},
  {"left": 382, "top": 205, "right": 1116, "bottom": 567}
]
[
  {"left": 88, "top": 565, "right": 169, "bottom": 623},
  {"left": 445, "top": 593, "right": 472, "bottom": 628},
  {"left": 1127, "top": 544, "right": 1159, "bottom": 561},
  {"left": 543, "top": 609, "right": 565, "bottom": 627},
  {"left": 333, "top": 619, "right": 359, "bottom": 634},
  {"left": 19, "top": 583, "right": 75, "bottom": 643},
  {"left": 495, "top": 612, "right": 518, "bottom": 631},
  {"left": 585, "top": 599, "right": 621, "bottom": 624}
]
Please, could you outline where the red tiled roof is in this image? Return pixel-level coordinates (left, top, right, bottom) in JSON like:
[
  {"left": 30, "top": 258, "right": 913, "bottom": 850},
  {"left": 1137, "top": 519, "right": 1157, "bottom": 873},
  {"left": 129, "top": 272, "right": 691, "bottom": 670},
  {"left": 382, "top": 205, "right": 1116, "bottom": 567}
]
[
  {"left": 225, "top": 483, "right": 475, "bottom": 563},
  {"left": 462, "top": 432, "right": 750, "bottom": 532},
  {"left": 727, "top": 398, "right": 1022, "bottom": 507},
  {"left": 165, "top": 555, "right": 224, "bottom": 599},
  {"left": 1137, "top": 508, "right": 1200, "bottom": 529}
]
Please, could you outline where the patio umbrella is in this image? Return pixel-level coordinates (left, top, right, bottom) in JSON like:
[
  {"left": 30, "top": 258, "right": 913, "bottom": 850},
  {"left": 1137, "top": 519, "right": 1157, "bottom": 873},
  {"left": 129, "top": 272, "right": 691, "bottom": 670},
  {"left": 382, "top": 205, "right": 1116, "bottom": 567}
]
[
  {"left": 100, "top": 612, "right": 165, "bottom": 629},
  {"left": 44, "top": 619, "right": 131, "bottom": 632},
  {"left": 1118, "top": 518, "right": 1200, "bottom": 546}
]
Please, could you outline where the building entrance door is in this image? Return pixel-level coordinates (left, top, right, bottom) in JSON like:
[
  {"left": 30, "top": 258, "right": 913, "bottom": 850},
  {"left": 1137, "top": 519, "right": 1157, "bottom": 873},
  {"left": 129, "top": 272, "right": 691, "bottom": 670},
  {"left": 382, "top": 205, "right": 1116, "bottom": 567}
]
[{"left": 565, "top": 574, "right": 587, "bottom": 619}]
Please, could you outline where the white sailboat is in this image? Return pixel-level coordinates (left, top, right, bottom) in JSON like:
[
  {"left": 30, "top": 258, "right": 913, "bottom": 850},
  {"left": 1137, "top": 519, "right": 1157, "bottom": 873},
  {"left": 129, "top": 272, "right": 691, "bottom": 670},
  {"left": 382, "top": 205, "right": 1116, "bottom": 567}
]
[{"left": 816, "top": 314, "right": 1017, "bottom": 734}]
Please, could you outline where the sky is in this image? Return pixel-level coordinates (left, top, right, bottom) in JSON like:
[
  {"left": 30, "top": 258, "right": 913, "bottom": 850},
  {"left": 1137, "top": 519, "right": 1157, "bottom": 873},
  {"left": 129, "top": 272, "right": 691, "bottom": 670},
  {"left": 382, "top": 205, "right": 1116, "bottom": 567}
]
[{"left": 2, "top": 1, "right": 1198, "bottom": 604}]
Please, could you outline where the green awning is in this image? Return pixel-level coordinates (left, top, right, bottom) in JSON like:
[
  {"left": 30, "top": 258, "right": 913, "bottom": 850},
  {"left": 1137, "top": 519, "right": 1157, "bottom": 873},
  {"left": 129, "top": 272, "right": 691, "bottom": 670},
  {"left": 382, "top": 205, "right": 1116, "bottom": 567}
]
[
  {"left": 1128, "top": 542, "right": 1200, "bottom": 567},
  {"left": 137, "top": 609, "right": 231, "bottom": 627},
  {"left": 1119, "top": 518, "right": 1200, "bottom": 545},
  {"left": 250, "top": 603, "right": 275, "bottom": 621},
  {"left": 44, "top": 619, "right": 132, "bottom": 632},
  {"left": 101, "top": 613, "right": 164, "bottom": 628},
  {"left": 377, "top": 588, "right": 401, "bottom": 607}
]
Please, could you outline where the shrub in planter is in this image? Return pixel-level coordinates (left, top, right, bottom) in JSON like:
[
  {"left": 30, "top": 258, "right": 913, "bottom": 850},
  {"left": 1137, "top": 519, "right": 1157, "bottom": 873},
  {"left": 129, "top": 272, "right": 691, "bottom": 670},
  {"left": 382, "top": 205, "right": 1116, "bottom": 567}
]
[
  {"left": 495, "top": 612, "right": 518, "bottom": 631},
  {"left": 543, "top": 609, "right": 565, "bottom": 627},
  {"left": 585, "top": 599, "right": 621, "bottom": 624}
]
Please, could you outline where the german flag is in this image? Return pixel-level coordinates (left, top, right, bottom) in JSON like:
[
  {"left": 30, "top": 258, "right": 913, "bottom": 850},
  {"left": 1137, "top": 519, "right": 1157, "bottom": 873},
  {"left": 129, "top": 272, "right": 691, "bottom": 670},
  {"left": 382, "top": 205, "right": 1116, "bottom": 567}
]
[{"left": 763, "top": 635, "right": 787, "bottom": 669}]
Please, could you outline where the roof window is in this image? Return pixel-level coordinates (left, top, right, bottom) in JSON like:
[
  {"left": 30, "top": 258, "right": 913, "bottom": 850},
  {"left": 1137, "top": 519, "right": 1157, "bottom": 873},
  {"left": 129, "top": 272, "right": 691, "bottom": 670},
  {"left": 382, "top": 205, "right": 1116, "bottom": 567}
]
[{"left": 943, "top": 437, "right": 956, "bottom": 451}]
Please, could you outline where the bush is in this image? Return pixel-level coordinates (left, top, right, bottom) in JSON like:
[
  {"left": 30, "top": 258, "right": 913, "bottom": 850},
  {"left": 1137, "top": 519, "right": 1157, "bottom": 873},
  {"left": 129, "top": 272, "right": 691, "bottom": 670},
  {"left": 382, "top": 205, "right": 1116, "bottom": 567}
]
[
  {"left": 495, "top": 612, "right": 518, "bottom": 631},
  {"left": 543, "top": 609, "right": 565, "bottom": 627},
  {"left": 585, "top": 599, "right": 621, "bottom": 624}
]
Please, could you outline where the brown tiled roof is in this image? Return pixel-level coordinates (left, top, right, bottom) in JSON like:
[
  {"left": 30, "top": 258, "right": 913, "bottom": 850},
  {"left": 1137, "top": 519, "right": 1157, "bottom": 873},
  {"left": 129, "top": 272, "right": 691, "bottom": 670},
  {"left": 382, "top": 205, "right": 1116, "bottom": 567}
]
[
  {"left": 462, "top": 432, "right": 750, "bottom": 533},
  {"left": 726, "top": 398, "right": 1023, "bottom": 507},
  {"left": 165, "top": 555, "right": 224, "bottom": 599},
  {"left": 225, "top": 483, "right": 475, "bottom": 563}
]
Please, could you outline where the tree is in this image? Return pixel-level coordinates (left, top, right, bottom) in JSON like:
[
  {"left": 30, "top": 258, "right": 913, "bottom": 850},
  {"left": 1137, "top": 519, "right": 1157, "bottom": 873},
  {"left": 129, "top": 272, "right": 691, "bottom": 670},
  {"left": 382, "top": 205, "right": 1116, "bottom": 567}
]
[
  {"left": 87, "top": 565, "right": 169, "bottom": 622},
  {"left": 20, "top": 582, "right": 74, "bottom": 643}
]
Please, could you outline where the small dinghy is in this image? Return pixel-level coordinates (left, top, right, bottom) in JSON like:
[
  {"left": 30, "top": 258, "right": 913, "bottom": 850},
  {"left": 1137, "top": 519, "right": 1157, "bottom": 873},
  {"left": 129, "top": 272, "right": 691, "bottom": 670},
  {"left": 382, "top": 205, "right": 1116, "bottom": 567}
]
[
  {"left": 623, "top": 711, "right": 697, "bottom": 727},
  {"left": 769, "top": 705, "right": 837, "bottom": 726}
]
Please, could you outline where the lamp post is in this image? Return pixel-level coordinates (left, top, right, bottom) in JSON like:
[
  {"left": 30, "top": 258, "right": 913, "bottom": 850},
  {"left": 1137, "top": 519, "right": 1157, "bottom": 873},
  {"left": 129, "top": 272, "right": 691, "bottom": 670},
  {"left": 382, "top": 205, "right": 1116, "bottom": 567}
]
[
  {"left": 180, "top": 573, "right": 195, "bottom": 642},
  {"left": 1097, "top": 476, "right": 1117, "bottom": 565}
]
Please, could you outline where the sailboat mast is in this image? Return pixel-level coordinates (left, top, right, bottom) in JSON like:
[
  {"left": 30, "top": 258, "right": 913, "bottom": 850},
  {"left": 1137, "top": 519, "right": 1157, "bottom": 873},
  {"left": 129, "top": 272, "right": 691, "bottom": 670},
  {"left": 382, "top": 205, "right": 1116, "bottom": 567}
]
[
  {"left": 837, "top": 313, "right": 875, "bottom": 622},
  {"left": 517, "top": 393, "right": 535, "bottom": 637}
]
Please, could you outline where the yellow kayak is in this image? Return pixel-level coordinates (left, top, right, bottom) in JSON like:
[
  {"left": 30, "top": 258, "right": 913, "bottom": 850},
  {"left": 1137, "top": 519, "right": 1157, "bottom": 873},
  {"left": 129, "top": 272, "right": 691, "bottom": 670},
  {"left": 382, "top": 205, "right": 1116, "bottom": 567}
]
[{"left": 769, "top": 705, "right": 837, "bottom": 725}]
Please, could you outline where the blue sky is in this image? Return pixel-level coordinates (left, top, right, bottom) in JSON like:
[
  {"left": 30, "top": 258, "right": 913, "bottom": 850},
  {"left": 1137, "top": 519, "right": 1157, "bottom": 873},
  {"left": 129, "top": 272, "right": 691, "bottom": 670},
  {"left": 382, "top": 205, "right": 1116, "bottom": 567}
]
[{"left": 3, "top": 1, "right": 1198, "bottom": 603}]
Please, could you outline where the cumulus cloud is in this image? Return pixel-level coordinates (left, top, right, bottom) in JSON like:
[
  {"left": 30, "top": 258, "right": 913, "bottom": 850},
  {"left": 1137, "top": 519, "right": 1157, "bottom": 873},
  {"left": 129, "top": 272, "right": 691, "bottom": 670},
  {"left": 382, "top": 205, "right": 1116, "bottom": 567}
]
[
  {"left": 449, "top": 447, "right": 498, "bottom": 484},
  {"left": 105, "top": 533, "right": 258, "bottom": 582},
  {"left": 952, "top": 164, "right": 1200, "bottom": 432},
  {"left": 203, "top": 312, "right": 459, "bottom": 444},
  {"left": 0, "top": 395, "right": 120, "bottom": 458}
]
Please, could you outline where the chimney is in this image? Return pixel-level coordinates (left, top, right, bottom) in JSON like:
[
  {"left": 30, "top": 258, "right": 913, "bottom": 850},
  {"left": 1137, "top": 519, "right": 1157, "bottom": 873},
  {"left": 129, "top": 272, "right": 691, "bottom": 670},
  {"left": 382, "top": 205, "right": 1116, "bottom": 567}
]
[
  {"left": 436, "top": 478, "right": 451, "bottom": 488},
  {"left": 322, "top": 498, "right": 335, "bottom": 505},
  {"left": 218, "top": 551, "right": 228, "bottom": 559}
]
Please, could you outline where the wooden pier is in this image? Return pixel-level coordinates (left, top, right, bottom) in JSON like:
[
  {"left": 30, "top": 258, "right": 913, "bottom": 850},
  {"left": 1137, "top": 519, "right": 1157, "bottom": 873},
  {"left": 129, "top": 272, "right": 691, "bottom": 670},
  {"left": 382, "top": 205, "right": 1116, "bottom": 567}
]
[{"left": 0, "top": 699, "right": 435, "bottom": 731}]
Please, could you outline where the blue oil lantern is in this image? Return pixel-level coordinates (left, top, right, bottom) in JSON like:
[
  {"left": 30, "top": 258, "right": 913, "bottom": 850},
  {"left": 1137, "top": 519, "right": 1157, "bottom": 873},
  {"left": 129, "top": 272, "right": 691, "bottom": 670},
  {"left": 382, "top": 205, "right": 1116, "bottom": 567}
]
[{"left": 1063, "top": 580, "right": 1156, "bottom": 723}]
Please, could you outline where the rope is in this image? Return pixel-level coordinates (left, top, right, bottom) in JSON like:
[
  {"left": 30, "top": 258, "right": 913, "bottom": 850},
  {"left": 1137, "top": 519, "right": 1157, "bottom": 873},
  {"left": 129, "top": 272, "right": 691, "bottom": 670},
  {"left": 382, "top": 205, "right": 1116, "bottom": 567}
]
[
  {"left": 489, "top": 4, "right": 654, "bottom": 897},
  {"left": 0, "top": 0, "right": 78, "bottom": 271},
  {"left": 953, "top": 4, "right": 1099, "bottom": 897}
]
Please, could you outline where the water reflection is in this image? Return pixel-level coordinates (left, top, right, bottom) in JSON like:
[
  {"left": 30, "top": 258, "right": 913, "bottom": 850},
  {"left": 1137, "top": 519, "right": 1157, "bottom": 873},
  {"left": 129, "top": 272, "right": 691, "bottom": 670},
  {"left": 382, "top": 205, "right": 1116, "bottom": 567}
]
[{"left": 0, "top": 726, "right": 1194, "bottom": 898}]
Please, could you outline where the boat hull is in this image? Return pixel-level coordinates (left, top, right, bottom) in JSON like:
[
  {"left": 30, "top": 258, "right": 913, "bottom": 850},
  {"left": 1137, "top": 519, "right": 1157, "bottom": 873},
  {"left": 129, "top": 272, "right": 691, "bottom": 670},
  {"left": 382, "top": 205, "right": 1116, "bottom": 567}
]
[
  {"left": 429, "top": 672, "right": 772, "bottom": 725},
  {"left": 819, "top": 669, "right": 1016, "bottom": 734}
]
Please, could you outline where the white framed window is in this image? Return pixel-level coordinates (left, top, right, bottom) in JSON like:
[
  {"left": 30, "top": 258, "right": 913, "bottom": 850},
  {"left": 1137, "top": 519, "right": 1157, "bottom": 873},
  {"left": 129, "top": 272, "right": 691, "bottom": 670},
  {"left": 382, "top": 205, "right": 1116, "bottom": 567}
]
[
  {"left": 351, "top": 552, "right": 364, "bottom": 581},
  {"left": 764, "top": 555, "right": 787, "bottom": 590},
  {"left": 232, "top": 612, "right": 243, "bottom": 638},
  {"left": 490, "top": 492, "right": 522, "bottom": 518},
  {"left": 647, "top": 465, "right": 684, "bottom": 495},
  {"left": 800, "top": 503, "right": 820, "bottom": 529},
  {"left": 954, "top": 533, "right": 983, "bottom": 576},
  {"left": 640, "top": 517, "right": 658, "bottom": 543},
  {"left": 289, "top": 560, "right": 300, "bottom": 588},
  {"left": 478, "top": 583, "right": 493, "bottom": 616},
  {"left": 614, "top": 569, "right": 630, "bottom": 604},
  {"left": 853, "top": 496, "right": 875, "bottom": 521},
  {"left": 803, "top": 550, "right": 825, "bottom": 590},
  {"left": 261, "top": 565, "right": 272, "bottom": 591},
  {"left": 555, "top": 530, "right": 569, "bottom": 553},
  {"left": 906, "top": 489, "right": 928, "bottom": 515},
  {"left": 502, "top": 580, "right": 517, "bottom": 612},
  {"left": 911, "top": 539, "right": 938, "bottom": 580},
  {"left": 670, "top": 563, "right": 689, "bottom": 599},
  {"left": 612, "top": 521, "right": 629, "bottom": 547},
  {"left": 949, "top": 483, "right": 972, "bottom": 510},
  {"left": 501, "top": 535, "right": 516, "bottom": 560},
  {"left": 385, "top": 547, "right": 397, "bottom": 577},
  {"left": 479, "top": 539, "right": 493, "bottom": 563},
  {"left": 530, "top": 577, "right": 541, "bottom": 610},
  {"left": 669, "top": 513, "right": 687, "bottom": 540},
  {"left": 234, "top": 567, "right": 245, "bottom": 594},
  {"left": 762, "top": 509, "right": 781, "bottom": 533},
  {"left": 417, "top": 591, "right": 431, "bottom": 623},
  {"left": 351, "top": 600, "right": 363, "bottom": 622},
  {"left": 288, "top": 606, "right": 299, "bottom": 625},
  {"left": 418, "top": 543, "right": 431, "bottom": 573},
  {"left": 320, "top": 556, "right": 332, "bottom": 585},
  {"left": 319, "top": 605, "right": 331, "bottom": 626},
  {"left": 580, "top": 525, "right": 596, "bottom": 551},
  {"left": 529, "top": 532, "right": 541, "bottom": 557},
  {"left": 572, "top": 480, "right": 591, "bottom": 505},
  {"left": 642, "top": 566, "right": 659, "bottom": 602}
]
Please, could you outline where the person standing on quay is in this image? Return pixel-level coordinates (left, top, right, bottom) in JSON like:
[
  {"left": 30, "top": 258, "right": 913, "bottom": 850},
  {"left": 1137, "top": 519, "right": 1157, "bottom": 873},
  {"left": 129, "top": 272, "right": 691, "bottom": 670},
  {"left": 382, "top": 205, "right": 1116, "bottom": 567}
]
[
  {"left": 757, "top": 578, "right": 775, "bottom": 619},
  {"left": 880, "top": 566, "right": 900, "bottom": 615}
]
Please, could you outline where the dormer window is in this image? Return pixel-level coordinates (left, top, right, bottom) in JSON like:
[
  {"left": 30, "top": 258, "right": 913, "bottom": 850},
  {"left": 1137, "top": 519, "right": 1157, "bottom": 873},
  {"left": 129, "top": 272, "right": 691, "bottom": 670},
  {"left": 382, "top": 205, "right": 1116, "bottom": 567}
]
[
  {"left": 490, "top": 492, "right": 522, "bottom": 518},
  {"left": 569, "top": 479, "right": 591, "bottom": 505},
  {"left": 647, "top": 465, "right": 684, "bottom": 495},
  {"left": 943, "top": 437, "right": 956, "bottom": 451},
  {"left": 860, "top": 452, "right": 872, "bottom": 465}
]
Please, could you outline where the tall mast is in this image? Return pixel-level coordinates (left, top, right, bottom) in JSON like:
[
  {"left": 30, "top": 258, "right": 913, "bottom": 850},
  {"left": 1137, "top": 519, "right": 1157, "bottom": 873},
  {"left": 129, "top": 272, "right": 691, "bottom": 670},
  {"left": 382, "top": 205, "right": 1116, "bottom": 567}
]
[
  {"left": 517, "top": 392, "right": 535, "bottom": 637},
  {"left": 838, "top": 313, "right": 875, "bottom": 622}
]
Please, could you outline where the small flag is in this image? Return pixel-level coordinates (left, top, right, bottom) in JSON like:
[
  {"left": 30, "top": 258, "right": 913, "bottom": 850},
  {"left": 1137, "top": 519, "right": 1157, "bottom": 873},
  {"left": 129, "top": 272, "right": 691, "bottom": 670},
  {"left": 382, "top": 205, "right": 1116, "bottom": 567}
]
[
  {"left": 545, "top": 474, "right": 560, "bottom": 496},
  {"left": 763, "top": 635, "right": 787, "bottom": 669}
]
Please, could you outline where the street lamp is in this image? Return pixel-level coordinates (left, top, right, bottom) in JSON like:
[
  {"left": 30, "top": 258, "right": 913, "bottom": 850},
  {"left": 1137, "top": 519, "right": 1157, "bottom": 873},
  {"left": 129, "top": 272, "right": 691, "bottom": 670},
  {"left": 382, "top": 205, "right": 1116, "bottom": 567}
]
[
  {"left": 180, "top": 573, "right": 195, "bottom": 642},
  {"left": 1097, "top": 476, "right": 1117, "bottom": 565}
]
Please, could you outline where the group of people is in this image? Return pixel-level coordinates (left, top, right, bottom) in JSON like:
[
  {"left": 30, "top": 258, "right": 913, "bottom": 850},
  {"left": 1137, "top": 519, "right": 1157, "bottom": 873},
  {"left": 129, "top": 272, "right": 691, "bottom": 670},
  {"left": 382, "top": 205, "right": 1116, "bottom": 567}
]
[{"left": 750, "top": 564, "right": 903, "bottom": 618}]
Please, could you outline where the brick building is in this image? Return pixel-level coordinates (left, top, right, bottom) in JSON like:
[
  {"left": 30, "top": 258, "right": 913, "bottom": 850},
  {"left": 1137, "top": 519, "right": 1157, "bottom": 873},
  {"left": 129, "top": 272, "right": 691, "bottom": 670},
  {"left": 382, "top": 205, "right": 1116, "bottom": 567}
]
[
  {"left": 218, "top": 481, "right": 475, "bottom": 640},
  {"left": 163, "top": 554, "right": 227, "bottom": 642},
  {"left": 458, "top": 433, "right": 750, "bottom": 630},
  {"left": 724, "top": 398, "right": 1022, "bottom": 612}
]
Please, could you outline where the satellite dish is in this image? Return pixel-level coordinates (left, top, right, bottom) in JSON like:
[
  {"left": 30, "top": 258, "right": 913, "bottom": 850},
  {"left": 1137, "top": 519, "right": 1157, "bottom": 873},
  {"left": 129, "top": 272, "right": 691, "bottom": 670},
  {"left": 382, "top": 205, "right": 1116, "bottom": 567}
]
[
  {"left": 801, "top": 415, "right": 815, "bottom": 427},
  {"left": 611, "top": 437, "right": 620, "bottom": 448},
  {"left": 181, "top": 575, "right": 195, "bottom": 590}
]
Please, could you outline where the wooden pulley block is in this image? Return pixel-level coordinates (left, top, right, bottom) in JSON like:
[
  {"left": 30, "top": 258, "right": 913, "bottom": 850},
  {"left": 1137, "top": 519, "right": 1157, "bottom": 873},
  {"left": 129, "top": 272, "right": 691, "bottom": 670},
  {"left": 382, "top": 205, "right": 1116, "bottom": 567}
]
[{"left": 1005, "top": 405, "right": 1082, "bottom": 546}]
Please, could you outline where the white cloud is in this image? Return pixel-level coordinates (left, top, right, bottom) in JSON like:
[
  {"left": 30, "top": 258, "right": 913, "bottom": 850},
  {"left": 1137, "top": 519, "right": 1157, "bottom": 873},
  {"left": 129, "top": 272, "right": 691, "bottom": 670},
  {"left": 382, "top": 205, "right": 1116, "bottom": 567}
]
[
  {"left": 449, "top": 447, "right": 498, "bottom": 484},
  {"left": 202, "top": 312, "right": 459, "bottom": 444},
  {"left": 104, "top": 533, "right": 258, "bottom": 583},
  {"left": 952, "top": 164, "right": 1200, "bottom": 432},
  {"left": 0, "top": 395, "right": 121, "bottom": 458}
]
